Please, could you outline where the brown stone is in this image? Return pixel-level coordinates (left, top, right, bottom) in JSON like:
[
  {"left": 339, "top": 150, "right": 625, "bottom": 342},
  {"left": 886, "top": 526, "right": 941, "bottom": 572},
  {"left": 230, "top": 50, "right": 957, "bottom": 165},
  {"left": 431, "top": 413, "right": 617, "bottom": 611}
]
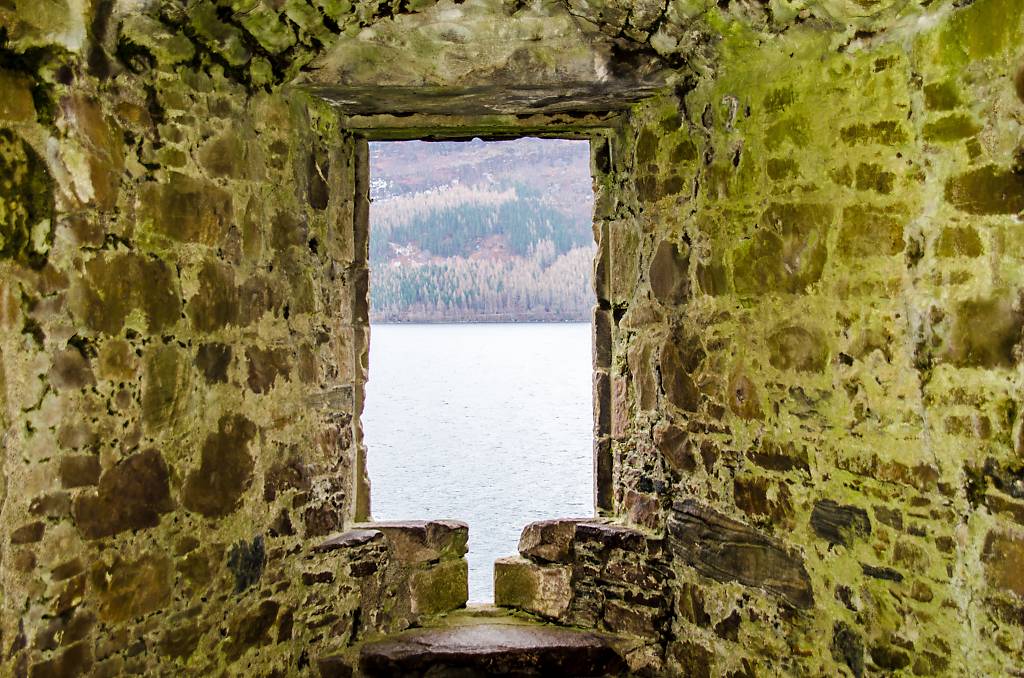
[
  {"left": 727, "top": 372, "right": 762, "bottom": 420},
  {"left": 945, "top": 165, "right": 1024, "bottom": 215},
  {"left": 28, "top": 641, "right": 93, "bottom": 678},
  {"left": 315, "top": 529, "right": 383, "bottom": 553},
  {"left": 71, "top": 252, "right": 181, "bottom": 335},
  {"left": 942, "top": 294, "right": 1023, "bottom": 368},
  {"left": 187, "top": 260, "right": 239, "bottom": 331},
  {"left": 494, "top": 556, "right": 573, "bottom": 620},
  {"left": 246, "top": 345, "right": 292, "bottom": 393},
  {"left": 59, "top": 455, "right": 101, "bottom": 488},
  {"left": 49, "top": 348, "right": 96, "bottom": 390},
  {"left": 519, "top": 518, "right": 584, "bottom": 563},
  {"left": 0, "top": 69, "right": 36, "bottom": 123},
  {"left": 72, "top": 449, "right": 173, "bottom": 539},
  {"left": 649, "top": 239, "right": 690, "bottom": 306},
  {"left": 668, "top": 499, "right": 814, "bottom": 608},
  {"left": 62, "top": 95, "right": 124, "bottom": 210},
  {"left": 810, "top": 500, "right": 871, "bottom": 546},
  {"left": 91, "top": 553, "right": 172, "bottom": 623},
  {"left": 982, "top": 529, "right": 1024, "bottom": 598},
  {"left": 224, "top": 600, "right": 280, "bottom": 661},
  {"left": 768, "top": 325, "right": 828, "bottom": 373},
  {"left": 183, "top": 414, "right": 258, "bottom": 518},
  {"left": 139, "top": 172, "right": 233, "bottom": 244},
  {"left": 195, "top": 342, "right": 232, "bottom": 383},
  {"left": 732, "top": 203, "right": 831, "bottom": 295},
  {"left": 10, "top": 521, "right": 44, "bottom": 544},
  {"left": 358, "top": 520, "right": 469, "bottom": 563},
  {"left": 574, "top": 521, "right": 648, "bottom": 552},
  {"left": 654, "top": 422, "right": 697, "bottom": 474},
  {"left": 603, "top": 599, "right": 663, "bottom": 639},
  {"left": 660, "top": 339, "right": 700, "bottom": 412}
]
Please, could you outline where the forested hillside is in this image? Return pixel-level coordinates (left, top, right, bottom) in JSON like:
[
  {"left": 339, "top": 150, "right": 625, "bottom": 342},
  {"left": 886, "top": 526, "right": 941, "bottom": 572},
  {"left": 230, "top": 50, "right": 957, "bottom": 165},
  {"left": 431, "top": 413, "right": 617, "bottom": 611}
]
[{"left": 368, "top": 139, "right": 595, "bottom": 322}]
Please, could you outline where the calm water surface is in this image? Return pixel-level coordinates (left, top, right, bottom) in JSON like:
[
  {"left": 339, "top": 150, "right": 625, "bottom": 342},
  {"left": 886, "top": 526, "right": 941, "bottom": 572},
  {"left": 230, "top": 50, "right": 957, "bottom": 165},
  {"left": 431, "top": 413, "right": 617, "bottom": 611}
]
[{"left": 363, "top": 323, "right": 593, "bottom": 602}]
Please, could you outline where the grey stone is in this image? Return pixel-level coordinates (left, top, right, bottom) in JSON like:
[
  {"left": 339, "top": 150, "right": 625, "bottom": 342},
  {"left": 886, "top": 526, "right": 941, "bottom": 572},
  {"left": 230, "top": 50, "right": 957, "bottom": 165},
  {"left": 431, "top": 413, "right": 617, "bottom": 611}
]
[{"left": 359, "top": 623, "right": 626, "bottom": 677}]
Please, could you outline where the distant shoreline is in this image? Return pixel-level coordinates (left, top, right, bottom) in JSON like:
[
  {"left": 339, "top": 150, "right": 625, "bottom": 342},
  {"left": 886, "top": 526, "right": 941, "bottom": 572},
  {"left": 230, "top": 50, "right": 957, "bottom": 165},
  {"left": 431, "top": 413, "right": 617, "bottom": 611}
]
[{"left": 369, "top": 317, "right": 590, "bottom": 324}]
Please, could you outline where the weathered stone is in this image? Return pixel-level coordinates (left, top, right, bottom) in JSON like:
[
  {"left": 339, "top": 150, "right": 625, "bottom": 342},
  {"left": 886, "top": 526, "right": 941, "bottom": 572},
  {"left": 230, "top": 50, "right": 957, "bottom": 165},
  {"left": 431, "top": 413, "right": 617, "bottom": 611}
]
[
  {"left": 518, "top": 518, "right": 583, "bottom": 563},
  {"left": 359, "top": 624, "right": 626, "bottom": 677},
  {"left": 603, "top": 598, "right": 663, "bottom": 639},
  {"left": 59, "top": 454, "right": 101, "bottom": 488},
  {"left": 224, "top": 600, "right": 280, "bottom": 661},
  {"left": 409, "top": 558, "right": 468, "bottom": 615},
  {"left": 945, "top": 165, "right": 1024, "bottom": 215},
  {"left": 0, "top": 69, "right": 36, "bottom": 123},
  {"left": 71, "top": 252, "right": 181, "bottom": 335},
  {"left": 668, "top": 500, "right": 813, "bottom": 608},
  {"left": 187, "top": 260, "right": 239, "bottom": 332},
  {"left": 91, "top": 553, "right": 172, "bottom": 623},
  {"left": 139, "top": 173, "right": 233, "bottom": 245},
  {"left": 727, "top": 372, "right": 762, "bottom": 420},
  {"left": 837, "top": 206, "right": 904, "bottom": 258},
  {"left": 660, "top": 339, "right": 700, "bottom": 412},
  {"left": 359, "top": 520, "right": 469, "bottom": 564},
  {"left": 0, "top": 129, "right": 53, "bottom": 266},
  {"left": 72, "top": 449, "right": 172, "bottom": 539},
  {"left": 768, "top": 325, "right": 828, "bottom": 373},
  {"left": 28, "top": 641, "right": 93, "bottom": 678},
  {"left": 982, "top": 529, "right": 1024, "bottom": 598},
  {"left": 246, "top": 345, "right": 292, "bottom": 393},
  {"left": 654, "top": 422, "right": 697, "bottom": 474},
  {"left": 182, "top": 414, "right": 257, "bottom": 518},
  {"left": 49, "top": 348, "right": 95, "bottom": 390},
  {"left": 942, "top": 295, "right": 1023, "bottom": 368},
  {"left": 315, "top": 529, "right": 384, "bottom": 553},
  {"left": 62, "top": 95, "right": 124, "bottom": 210},
  {"left": 649, "top": 239, "right": 690, "bottom": 306},
  {"left": 574, "top": 521, "right": 648, "bottom": 552},
  {"left": 733, "top": 203, "right": 831, "bottom": 295},
  {"left": 195, "top": 342, "right": 231, "bottom": 383},
  {"left": 810, "top": 500, "right": 871, "bottom": 546},
  {"left": 831, "top": 622, "right": 865, "bottom": 678},
  {"left": 10, "top": 521, "right": 44, "bottom": 544},
  {"left": 495, "top": 556, "right": 572, "bottom": 619}
]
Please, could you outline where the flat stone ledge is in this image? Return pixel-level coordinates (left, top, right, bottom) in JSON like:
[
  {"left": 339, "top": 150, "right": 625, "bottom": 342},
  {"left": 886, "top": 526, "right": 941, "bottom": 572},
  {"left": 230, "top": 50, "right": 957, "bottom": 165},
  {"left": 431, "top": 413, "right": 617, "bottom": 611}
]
[
  {"left": 358, "top": 623, "right": 627, "bottom": 677},
  {"left": 355, "top": 520, "right": 469, "bottom": 564},
  {"left": 313, "top": 528, "right": 383, "bottom": 553}
]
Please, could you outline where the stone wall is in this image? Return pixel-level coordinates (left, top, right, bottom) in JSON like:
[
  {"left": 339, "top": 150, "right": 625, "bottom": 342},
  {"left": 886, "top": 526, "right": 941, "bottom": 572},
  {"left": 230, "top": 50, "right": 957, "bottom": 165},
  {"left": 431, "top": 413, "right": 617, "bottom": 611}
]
[
  {"left": 602, "top": 1, "right": 1024, "bottom": 674},
  {"left": 1, "top": 0, "right": 1024, "bottom": 675},
  {"left": 0, "top": 5, "right": 375, "bottom": 671}
]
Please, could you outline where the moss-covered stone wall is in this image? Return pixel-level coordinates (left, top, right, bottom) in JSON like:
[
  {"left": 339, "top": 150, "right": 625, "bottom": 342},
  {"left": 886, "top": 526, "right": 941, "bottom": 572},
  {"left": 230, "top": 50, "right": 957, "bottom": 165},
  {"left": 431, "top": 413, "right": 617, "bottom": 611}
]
[
  {"left": 2, "top": 0, "right": 1024, "bottom": 675},
  {"left": 0, "top": 3, "right": 379, "bottom": 672},
  {"left": 603, "top": 0, "right": 1024, "bottom": 673}
]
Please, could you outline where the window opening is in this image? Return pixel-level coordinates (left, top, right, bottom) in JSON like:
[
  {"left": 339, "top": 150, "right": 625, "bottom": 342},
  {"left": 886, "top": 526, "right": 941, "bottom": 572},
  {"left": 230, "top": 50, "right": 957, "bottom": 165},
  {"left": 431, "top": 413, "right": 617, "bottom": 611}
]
[{"left": 362, "top": 138, "right": 595, "bottom": 602}]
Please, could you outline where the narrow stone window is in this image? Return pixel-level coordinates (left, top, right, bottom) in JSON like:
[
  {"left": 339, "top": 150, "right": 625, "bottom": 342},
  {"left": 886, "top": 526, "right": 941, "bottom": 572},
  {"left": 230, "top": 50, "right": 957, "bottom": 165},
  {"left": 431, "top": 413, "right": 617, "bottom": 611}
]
[{"left": 362, "top": 138, "right": 596, "bottom": 602}]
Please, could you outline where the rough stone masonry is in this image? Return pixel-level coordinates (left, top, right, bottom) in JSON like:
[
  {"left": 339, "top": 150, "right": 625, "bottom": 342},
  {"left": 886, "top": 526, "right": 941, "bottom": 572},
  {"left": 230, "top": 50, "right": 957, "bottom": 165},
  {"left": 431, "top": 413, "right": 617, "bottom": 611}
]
[{"left": 2, "top": 0, "right": 1024, "bottom": 675}]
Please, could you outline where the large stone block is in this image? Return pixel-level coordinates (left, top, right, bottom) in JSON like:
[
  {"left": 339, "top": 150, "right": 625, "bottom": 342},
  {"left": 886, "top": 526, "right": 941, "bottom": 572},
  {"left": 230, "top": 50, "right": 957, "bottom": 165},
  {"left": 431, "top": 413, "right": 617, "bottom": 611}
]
[
  {"left": 72, "top": 449, "right": 173, "bottom": 539},
  {"left": 668, "top": 500, "right": 813, "bottom": 609},
  {"left": 519, "top": 518, "right": 587, "bottom": 563},
  {"left": 359, "top": 520, "right": 468, "bottom": 564},
  {"left": 409, "top": 559, "right": 468, "bottom": 615},
  {"left": 494, "top": 556, "right": 573, "bottom": 620}
]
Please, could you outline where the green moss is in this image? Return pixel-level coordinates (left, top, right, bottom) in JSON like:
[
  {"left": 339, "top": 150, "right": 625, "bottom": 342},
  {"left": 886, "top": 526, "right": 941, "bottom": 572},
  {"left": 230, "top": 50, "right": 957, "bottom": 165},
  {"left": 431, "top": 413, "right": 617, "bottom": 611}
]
[
  {"left": 923, "top": 114, "right": 981, "bottom": 143},
  {"left": 939, "top": 0, "right": 1024, "bottom": 64},
  {"left": 936, "top": 226, "right": 984, "bottom": 258},
  {"left": 837, "top": 206, "right": 904, "bottom": 259},
  {"left": 0, "top": 129, "right": 52, "bottom": 267},
  {"left": 945, "top": 165, "right": 1024, "bottom": 215},
  {"left": 923, "top": 81, "right": 960, "bottom": 111}
]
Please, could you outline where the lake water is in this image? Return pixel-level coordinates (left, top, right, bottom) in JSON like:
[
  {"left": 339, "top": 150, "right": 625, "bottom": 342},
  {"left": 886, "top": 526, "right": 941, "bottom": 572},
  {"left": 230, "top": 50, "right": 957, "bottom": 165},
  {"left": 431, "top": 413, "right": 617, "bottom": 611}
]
[{"left": 362, "top": 323, "right": 594, "bottom": 602}]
